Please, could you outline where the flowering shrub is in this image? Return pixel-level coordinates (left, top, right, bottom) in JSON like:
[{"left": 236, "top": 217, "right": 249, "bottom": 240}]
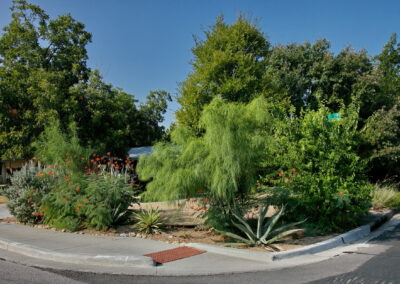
[
  {"left": 42, "top": 174, "right": 135, "bottom": 231},
  {"left": 0, "top": 162, "right": 58, "bottom": 224}
]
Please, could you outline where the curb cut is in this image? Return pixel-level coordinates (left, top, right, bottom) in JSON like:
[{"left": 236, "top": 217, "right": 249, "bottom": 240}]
[
  {"left": 188, "top": 211, "right": 395, "bottom": 263},
  {"left": 0, "top": 237, "right": 155, "bottom": 268}
]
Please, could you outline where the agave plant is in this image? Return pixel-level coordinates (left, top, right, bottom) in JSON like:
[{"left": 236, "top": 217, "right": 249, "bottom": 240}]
[
  {"left": 133, "top": 208, "right": 165, "bottom": 234},
  {"left": 219, "top": 204, "right": 305, "bottom": 246}
]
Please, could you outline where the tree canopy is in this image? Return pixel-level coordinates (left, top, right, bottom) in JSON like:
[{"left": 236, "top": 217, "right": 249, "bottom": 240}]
[{"left": 0, "top": 0, "right": 170, "bottom": 159}]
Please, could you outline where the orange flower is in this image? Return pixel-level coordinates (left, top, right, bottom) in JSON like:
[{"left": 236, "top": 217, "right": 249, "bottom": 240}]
[
  {"left": 77, "top": 203, "right": 84, "bottom": 207},
  {"left": 65, "top": 176, "right": 70, "bottom": 180},
  {"left": 27, "top": 197, "right": 33, "bottom": 201},
  {"left": 63, "top": 197, "right": 68, "bottom": 201},
  {"left": 83, "top": 198, "right": 89, "bottom": 202},
  {"left": 95, "top": 157, "right": 100, "bottom": 161},
  {"left": 338, "top": 192, "right": 344, "bottom": 195},
  {"left": 47, "top": 171, "right": 54, "bottom": 175},
  {"left": 75, "top": 186, "right": 81, "bottom": 191},
  {"left": 36, "top": 174, "right": 45, "bottom": 178},
  {"left": 106, "top": 152, "right": 111, "bottom": 156}
]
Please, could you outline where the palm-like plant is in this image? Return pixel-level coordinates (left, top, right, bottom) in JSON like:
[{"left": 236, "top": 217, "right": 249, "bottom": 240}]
[
  {"left": 133, "top": 208, "right": 165, "bottom": 234},
  {"left": 219, "top": 204, "right": 305, "bottom": 246}
]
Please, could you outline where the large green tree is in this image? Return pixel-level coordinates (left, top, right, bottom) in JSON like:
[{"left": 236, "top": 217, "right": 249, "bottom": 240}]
[
  {"left": 176, "top": 15, "right": 270, "bottom": 131},
  {"left": 0, "top": 0, "right": 170, "bottom": 159},
  {"left": 0, "top": 0, "right": 91, "bottom": 159}
]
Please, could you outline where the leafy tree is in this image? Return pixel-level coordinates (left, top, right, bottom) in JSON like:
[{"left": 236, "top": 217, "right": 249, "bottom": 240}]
[
  {"left": 0, "top": 0, "right": 91, "bottom": 159},
  {"left": 0, "top": 0, "right": 171, "bottom": 159},
  {"left": 138, "top": 90, "right": 172, "bottom": 145},
  {"left": 265, "top": 40, "right": 374, "bottom": 114},
  {"left": 176, "top": 15, "right": 270, "bottom": 130}
]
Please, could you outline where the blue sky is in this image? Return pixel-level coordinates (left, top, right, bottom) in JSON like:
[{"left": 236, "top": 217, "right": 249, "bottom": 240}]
[{"left": 1, "top": 0, "right": 399, "bottom": 127}]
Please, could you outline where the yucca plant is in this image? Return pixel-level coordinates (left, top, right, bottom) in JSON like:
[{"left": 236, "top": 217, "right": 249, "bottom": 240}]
[
  {"left": 218, "top": 204, "right": 305, "bottom": 246},
  {"left": 134, "top": 208, "right": 165, "bottom": 234}
]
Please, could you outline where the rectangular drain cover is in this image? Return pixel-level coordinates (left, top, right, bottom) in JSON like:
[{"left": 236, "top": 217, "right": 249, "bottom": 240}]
[{"left": 145, "top": 246, "right": 206, "bottom": 264}]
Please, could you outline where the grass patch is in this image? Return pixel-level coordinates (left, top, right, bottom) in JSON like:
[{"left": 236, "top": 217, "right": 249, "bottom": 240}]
[{"left": 372, "top": 183, "right": 400, "bottom": 209}]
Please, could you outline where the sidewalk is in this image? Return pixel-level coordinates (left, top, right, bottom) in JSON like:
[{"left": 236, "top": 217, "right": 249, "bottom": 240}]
[{"left": 0, "top": 209, "right": 398, "bottom": 276}]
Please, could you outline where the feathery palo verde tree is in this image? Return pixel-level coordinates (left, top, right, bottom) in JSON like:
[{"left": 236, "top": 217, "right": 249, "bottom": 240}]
[{"left": 137, "top": 97, "right": 279, "bottom": 207}]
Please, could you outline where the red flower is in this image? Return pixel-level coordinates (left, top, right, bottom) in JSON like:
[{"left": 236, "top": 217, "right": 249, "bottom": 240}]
[
  {"left": 63, "top": 197, "right": 68, "bottom": 201},
  {"left": 75, "top": 186, "right": 81, "bottom": 191}
]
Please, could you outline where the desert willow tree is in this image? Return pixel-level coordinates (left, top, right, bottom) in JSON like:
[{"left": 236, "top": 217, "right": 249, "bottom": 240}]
[{"left": 137, "top": 96, "right": 283, "bottom": 208}]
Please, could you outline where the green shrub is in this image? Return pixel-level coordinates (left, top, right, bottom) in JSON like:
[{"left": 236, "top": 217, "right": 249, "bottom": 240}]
[
  {"left": 1, "top": 162, "right": 58, "bottom": 224},
  {"left": 34, "top": 119, "right": 92, "bottom": 175},
  {"left": 265, "top": 106, "right": 372, "bottom": 231},
  {"left": 42, "top": 174, "right": 135, "bottom": 231},
  {"left": 372, "top": 183, "right": 400, "bottom": 209},
  {"left": 134, "top": 208, "right": 165, "bottom": 234}
]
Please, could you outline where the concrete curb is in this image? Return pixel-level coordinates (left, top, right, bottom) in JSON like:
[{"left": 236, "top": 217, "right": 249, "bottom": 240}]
[
  {"left": 187, "top": 243, "right": 274, "bottom": 263},
  {"left": 0, "top": 237, "right": 155, "bottom": 268},
  {"left": 188, "top": 211, "right": 395, "bottom": 263}
]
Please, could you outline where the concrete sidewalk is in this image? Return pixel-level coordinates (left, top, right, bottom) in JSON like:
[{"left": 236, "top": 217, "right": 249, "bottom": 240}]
[
  {"left": 0, "top": 204, "right": 12, "bottom": 219},
  {"left": 0, "top": 210, "right": 398, "bottom": 276},
  {"left": 0, "top": 223, "right": 276, "bottom": 275}
]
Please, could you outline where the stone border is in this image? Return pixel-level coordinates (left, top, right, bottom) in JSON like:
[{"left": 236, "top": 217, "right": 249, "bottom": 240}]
[
  {"left": 0, "top": 238, "right": 155, "bottom": 268},
  {"left": 187, "top": 211, "right": 395, "bottom": 262}
]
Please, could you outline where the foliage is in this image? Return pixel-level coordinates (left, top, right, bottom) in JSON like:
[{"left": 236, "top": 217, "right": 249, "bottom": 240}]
[
  {"left": 34, "top": 119, "right": 92, "bottom": 175},
  {"left": 264, "top": 106, "right": 373, "bottom": 231},
  {"left": 0, "top": 1, "right": 170, "bottom": 159},
  {"left": 133, "top": 208, "right": 165, "bottom": 234},
  {"left": 0, "top": 162, "right": 58, "bottom": 224},
  {"left": 138, "top": 96, "right": 278, "bottom": 205},
  {"left": 361, "top": 104, "right": 400, "bottom": 181},
  {"left": 218, "top": 204, "right": 305, "bottom": 246},
  {"left": 42, "top": 174, "right": 135, "bottom": 231},
  {"left": 371, "top": 183, "right": 400, "bottom": 209},
  {"left": 176, "top": 15, "right": 270, "bottom": 131}
]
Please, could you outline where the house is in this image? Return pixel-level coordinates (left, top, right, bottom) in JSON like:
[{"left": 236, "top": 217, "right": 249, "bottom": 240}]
[
  {"left": 0, "top": 159, "right": 26, "bottom": 184},
  {"left": 127, "top": 146, "right": 153, "bottom": 160}
]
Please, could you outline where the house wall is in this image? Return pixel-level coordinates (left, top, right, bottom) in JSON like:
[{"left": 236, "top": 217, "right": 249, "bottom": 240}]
[{"left": 0, "top": 160, "right": 26, "bottom": 184}]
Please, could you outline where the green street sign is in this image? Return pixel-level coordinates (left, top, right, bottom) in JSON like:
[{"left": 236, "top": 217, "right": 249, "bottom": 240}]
[{"left": 328, "top": 113, "right": 341, "bottom": 121}]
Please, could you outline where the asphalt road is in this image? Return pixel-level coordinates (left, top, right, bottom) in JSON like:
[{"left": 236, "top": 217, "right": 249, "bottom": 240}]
[{"left": 1, "top": 225, "right": 400, "bottom": 284}]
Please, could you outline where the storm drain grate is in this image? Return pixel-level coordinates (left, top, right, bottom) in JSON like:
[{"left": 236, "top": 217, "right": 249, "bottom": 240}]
[{"left": 144, "top": 246, "right": 206, "bottom": 264}]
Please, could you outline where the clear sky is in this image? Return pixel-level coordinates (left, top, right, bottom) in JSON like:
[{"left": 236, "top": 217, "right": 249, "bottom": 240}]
[{"left": 1, "top": 0, "right": 399, "bottom": 127}]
